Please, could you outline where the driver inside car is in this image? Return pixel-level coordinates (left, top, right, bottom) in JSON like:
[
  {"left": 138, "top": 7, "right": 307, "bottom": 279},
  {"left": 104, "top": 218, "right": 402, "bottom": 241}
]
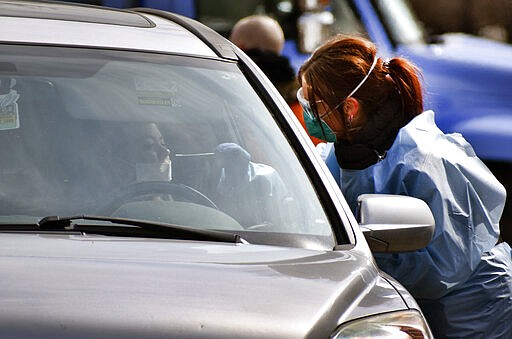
[
  {"left": 95, "top": 122, "right": 290, "bottom": 229},
  {"left": 81, "top": 121, "right": 175, "bottom": 210},
  {"left": 101, "top": 122, "right": 172, "bottom": 189}
]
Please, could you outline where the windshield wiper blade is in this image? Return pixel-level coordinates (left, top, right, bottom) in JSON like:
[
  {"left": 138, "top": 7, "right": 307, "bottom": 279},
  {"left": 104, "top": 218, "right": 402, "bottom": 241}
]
[{"left": 38, "top": 215, "right": 246, "bottom": 244}]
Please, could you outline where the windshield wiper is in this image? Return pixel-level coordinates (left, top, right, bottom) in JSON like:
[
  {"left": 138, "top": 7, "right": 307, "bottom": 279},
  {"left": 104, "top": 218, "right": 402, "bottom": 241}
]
[{"left": 38, "top": 215, "right": 246, "bottom": 244}]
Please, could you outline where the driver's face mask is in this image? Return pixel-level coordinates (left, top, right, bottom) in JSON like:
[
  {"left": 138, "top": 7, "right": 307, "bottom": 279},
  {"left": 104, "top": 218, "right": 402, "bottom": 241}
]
[
  {"left": 135, "top": 155, "right": 172, "bottom": 182},
  {"left": 297, "top": 88, "right": 337, "bottom": 143}
]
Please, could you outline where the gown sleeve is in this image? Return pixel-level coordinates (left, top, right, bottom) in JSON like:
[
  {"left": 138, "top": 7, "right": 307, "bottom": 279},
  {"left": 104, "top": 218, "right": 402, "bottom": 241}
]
[{"left": 373, "top": 132, "right": 506, "bottom": 299}]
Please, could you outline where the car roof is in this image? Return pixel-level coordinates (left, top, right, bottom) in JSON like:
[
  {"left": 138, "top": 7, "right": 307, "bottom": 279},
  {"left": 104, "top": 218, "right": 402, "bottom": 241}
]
[{"left": 0, "top": 0, "right": 237, "bottom": 59}]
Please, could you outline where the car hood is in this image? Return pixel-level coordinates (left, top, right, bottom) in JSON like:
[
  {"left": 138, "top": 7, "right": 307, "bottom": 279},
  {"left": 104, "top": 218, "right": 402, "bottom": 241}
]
[{"left": 0, "top": 233, "right": 408, "bottom": 338}]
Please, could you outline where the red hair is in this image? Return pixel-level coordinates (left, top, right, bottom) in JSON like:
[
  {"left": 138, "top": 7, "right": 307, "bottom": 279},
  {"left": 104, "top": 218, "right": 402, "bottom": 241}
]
[{"left": 298, "top": 35, "right": 423, "bottom": 136}]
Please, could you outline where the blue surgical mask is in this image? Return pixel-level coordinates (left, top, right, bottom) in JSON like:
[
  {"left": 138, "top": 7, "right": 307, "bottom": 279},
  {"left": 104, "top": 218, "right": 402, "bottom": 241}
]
[{"left": 297, "top": 88, "right": 337, "bottom": 143}]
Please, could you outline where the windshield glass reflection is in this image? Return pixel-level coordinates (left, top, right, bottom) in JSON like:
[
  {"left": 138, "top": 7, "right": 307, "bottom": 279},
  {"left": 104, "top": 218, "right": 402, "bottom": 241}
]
[{"left": 0, "top": 45, "right": 334, "bottom": 248}]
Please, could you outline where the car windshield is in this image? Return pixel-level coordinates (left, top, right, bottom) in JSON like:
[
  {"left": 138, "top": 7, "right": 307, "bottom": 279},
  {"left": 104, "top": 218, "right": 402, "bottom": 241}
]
[{"left": 0, "top": 45, "right": 335, "bottom": 248}]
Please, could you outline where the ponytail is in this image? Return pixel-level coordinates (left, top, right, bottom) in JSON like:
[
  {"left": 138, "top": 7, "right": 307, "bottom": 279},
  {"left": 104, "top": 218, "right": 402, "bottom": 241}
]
[
  {"left": 298, "top": 34, "right": 425, "bottom": 132},
  {"left": 385, "top": 57, "right": 424, "bottom": 118}
]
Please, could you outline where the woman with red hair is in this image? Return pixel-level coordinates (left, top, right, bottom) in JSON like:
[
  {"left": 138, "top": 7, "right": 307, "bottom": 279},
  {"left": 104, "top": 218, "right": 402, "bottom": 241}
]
[{"left": 298, "top": 34, "right": 512, "bottom": 338}]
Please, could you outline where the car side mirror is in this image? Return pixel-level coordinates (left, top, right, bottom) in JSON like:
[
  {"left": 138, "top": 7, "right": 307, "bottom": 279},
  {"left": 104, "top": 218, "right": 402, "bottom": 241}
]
[{"left": 357, "top": 194, "right": 435, "bottom": 253}]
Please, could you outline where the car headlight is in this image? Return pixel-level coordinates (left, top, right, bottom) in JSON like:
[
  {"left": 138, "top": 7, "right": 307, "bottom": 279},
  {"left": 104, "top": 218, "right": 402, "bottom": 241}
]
[{"left": 331, "top": 310, "right": 432, "bottom": 338}]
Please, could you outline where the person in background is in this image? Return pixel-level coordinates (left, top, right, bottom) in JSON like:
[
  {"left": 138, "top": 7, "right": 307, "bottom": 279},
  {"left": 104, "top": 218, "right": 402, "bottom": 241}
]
[
  {"left": 229, "top": 14, "right": 322, "bottom": 146},
  {"left": 297, "top": 34, "right": 512, "bottom": 338}
]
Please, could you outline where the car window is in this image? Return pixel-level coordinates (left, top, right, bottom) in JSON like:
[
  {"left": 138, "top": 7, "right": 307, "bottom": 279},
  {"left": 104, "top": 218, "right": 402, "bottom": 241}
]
[{"left": 0, "top": 45, "right": 335, "bottom": 249}]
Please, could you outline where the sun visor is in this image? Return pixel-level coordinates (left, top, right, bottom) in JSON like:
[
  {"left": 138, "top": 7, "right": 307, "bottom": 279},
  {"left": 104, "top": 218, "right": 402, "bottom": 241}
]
[{"left": 57, "top": 67, "right": 223, "bottom": 124}]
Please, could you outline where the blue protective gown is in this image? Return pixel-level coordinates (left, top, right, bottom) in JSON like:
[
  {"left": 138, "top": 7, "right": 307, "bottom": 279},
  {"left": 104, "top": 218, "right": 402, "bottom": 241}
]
[{"left": 327, "top": 110, "right": 512, "bottom": 338}]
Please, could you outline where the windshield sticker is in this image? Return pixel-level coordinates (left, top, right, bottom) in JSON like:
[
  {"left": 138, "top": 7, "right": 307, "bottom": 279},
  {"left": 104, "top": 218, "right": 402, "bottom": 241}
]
[
  {"left": 134, "top": 78, "right": 181, "bottom": 108},
  {"left": 0, "top": 89, "right": 20, "bottom": 130}
]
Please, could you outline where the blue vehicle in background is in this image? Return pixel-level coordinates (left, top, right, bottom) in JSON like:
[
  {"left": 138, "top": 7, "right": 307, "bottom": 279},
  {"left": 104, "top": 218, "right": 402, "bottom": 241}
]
[{"left": 83, "top": 0, "right": 512, "bottom": 242}]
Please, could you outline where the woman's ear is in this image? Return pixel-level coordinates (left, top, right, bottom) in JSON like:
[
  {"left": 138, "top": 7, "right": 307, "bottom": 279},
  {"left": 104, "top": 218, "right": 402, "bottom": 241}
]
[{"left": 344, "top": 97, "right": 359, "bottom": 121}]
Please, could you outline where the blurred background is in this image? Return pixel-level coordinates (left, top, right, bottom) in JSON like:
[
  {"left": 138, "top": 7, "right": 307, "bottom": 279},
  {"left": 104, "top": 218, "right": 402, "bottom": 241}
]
[
  {"left": 409, "top": 0, "right": 512, "bottom": 43},
  {"left": 64, "top": 0, "right": 512, "bottom": 44}
]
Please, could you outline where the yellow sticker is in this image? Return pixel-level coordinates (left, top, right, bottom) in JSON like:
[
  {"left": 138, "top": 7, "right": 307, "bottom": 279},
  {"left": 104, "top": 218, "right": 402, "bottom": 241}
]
[{"left": 0, "top": 104, "right": 19, "bottom": 130}]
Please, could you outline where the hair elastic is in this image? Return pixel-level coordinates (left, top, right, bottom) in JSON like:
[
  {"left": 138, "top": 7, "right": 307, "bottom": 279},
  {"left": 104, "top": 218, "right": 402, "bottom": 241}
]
[{"left": 346, "top": 56, "right": 378, "bottom": 98}]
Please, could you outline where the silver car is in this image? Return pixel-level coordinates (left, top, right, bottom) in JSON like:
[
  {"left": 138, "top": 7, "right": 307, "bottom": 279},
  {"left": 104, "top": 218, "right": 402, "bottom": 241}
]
[{"left": 0, "top": 1, "right": 434, "bottom": 338}]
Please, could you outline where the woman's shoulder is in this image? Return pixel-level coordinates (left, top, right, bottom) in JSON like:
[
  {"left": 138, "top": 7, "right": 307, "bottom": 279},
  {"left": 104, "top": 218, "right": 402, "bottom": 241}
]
[
  {"left": 398, "top": 111, "right": 474, "bottom": 155},
  {"left": 399, "top": 110, "right": 441, "bottom": 143},
  {"left": 386, "top": 110, "right": 479, "bottom": 170}
]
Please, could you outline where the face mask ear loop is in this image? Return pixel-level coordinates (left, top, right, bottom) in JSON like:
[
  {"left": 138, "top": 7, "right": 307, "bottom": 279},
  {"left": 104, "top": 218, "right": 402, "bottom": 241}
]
[{"left": 346, "top": 56, "right": 378, "bottom": 99}]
